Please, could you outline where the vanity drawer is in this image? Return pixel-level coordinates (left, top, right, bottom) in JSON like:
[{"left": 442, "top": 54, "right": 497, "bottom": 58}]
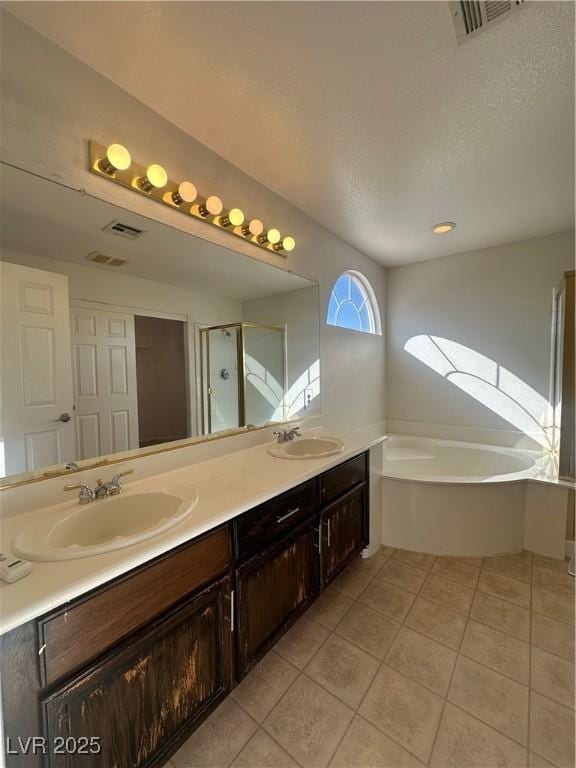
[
  {"left": 38, "top": 525, "right": 231, "bottom": 687},
  {"left": 320, "top": 453, "right": 367, "bottom": 504},
  {"left": 234, "top": 479, "right": 319, "bottom": 560}
]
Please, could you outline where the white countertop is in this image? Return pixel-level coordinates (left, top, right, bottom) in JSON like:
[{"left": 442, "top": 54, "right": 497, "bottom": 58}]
[{"left": 0, "top": 426, "right": 387, "bottom": 636}]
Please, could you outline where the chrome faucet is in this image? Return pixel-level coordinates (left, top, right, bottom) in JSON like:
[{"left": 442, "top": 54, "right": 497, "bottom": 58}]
[
  {"left": 272, "top": 427, "right": 302, "bottom": 444},
  {"left": 94, "top": 470, "right": 134, "bottom": 499},
  {"left": 63, "top": 482, "right": 94, "bottom": 505},
  {"left": 64, "top": 469, "right": 134, "bottom": 504}
]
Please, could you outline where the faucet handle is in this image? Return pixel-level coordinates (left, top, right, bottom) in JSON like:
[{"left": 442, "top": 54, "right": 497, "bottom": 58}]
[
  {"left": 109, "top": 468, "right": 134, "bottom": 494},
  {"left": 64, "top": 482, "right": 88, "bottom": 492},
  {"left": 63, "top": 482, "right": 94, "bottom": 504},
  {"left": 112, "top": 468, "right": 134, "bottom": 483}
]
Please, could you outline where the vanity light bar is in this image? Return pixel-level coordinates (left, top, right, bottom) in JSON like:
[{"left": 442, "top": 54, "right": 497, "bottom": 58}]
[{"left": 89, "top": 142, "right": 296, "bottom": 255}]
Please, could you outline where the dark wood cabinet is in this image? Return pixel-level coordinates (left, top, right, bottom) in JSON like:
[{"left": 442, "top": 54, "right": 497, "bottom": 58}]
[
  {"left": 234, "top": 478, "right": 318, "bottom": 560},
  {"left": 320, "top": 453, "right": 367, "bottom": 505},
  {"left": 235, "top": 519, "right": 319, "bottom": 677},
  {"left": 39, "top": 526, "right": 231, "bottom": 687},
  {"left": 41, "top": 576, "right": 233, "bottom": 768},
  {"left": 321, "top": 484, "right": 368, "bottom": 587},
  {"left": 1, "top": 451, "right": 370, "bottom": 768}
]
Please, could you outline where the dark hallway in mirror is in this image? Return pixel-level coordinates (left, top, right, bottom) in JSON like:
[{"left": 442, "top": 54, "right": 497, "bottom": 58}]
[{"left": 135, "top": 316, "right": 189, "bottom": 448}]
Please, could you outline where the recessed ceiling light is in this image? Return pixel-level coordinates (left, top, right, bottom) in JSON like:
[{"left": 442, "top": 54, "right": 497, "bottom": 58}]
[{"left": 432, "top": 221, "right": 456, "bottom": 234}]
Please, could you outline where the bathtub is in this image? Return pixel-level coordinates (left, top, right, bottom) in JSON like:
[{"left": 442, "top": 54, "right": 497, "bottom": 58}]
[{"left": 379, "top": 435, "right": 541, "bottom": 556}]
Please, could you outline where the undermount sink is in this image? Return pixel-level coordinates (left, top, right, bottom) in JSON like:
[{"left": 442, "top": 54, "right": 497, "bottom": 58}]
[
  {"left": 268, "top": 436, "right": 345, "bottom": 460},
  {"left": 13, "top": 485, "right": 199, "bottom": 562}
]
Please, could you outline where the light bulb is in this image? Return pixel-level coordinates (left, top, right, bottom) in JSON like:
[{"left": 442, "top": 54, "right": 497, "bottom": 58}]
[
  {"left": 138, "top": 164, "right": 168, "bottom": 192},
  {"left": 280, "top": 236, "right": 296, "bottom": 252},
  {"left": 242, "top": 218, "right": 264, "bottom": 237},
  {"left": 199, "top": 195, "right": 223, "bottom": 217},
  {"left": 172, "top": 181, "right": 197, "bottom": 206},
  {"left": 220, "top": 208, "right": 245, "bottom": 227},
  {"left": 98, "top": 143, "right": 131, "bottom": 175},
  {"left": 432, "top": 221, "right": 456, "bottom": 234},
  {"left": 259, "top": 228, "right": 281, "bottom": 245}
]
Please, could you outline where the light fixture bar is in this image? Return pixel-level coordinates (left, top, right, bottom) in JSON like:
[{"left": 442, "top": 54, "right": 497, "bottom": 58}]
[{"left": 89, "top": 141, "right": 295, "bottom": 255}]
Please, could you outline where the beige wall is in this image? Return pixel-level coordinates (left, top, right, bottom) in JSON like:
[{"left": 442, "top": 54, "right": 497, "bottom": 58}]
[
  {"left": 386, "top": 230, "right": 575, "bottom": 447},
  {"left": 0, "top": 11, "right": 386, "bottom": 432},
  {"left": 242, "top": 286, "right": 320, "bottom": 420}
]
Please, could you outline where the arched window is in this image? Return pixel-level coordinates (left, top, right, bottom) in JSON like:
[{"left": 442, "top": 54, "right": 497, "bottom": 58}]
[{"left": 326, "top": 270, "right": 382, "bottom": 335}]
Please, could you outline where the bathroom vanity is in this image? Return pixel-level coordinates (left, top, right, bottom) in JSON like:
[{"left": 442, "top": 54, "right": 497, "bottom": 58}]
[{"left": 0, "top": 452, "right": 369, "bottom": 768}]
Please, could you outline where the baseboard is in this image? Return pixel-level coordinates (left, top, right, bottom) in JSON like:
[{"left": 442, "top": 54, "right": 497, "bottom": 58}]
[{"left": 566, "top": 538, "right": 575, "bottom": 559}]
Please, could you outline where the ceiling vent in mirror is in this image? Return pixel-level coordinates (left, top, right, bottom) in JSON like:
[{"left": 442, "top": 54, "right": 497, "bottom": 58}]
[
  {"left": 85, "top": 251, "right": 128, "bottom": 267},
  {"left": 450, "top": 0, "right": 525, "bottom": 43},
  {"left": 102, "top": 220, "right": 144, "bottom": 239}
]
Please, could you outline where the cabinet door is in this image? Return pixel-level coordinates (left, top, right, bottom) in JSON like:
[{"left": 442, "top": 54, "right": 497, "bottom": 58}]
[
  {"left": 321, "top": 484, "right": 367, "bottom": 587},
  {"left": 41, "top": 577, "right": 233, "bottom": 768},
  {"left": 236, "top": 520, "right": 319, "bottom": 677}
]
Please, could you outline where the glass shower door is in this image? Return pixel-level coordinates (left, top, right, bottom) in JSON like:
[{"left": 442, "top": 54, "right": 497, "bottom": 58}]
[{"left": 202, "top": 326, "right": 241, "bottom": 434}]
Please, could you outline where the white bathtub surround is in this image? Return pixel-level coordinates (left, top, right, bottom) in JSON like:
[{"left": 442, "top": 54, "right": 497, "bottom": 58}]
[
  {"left": 381, "top": 435, "right": 538, "bottom": 484},
  {"left": 0, "top": 425, "right": 387, "bottom": 635},
  {"left": 386, "top": 418, "right": 555, "bottom": 452},
  {"left": 524, "top": 482, "right": 572, "bottom": 560},
  {"left": 379, "top": 435, "right": 572, "bottom": 559}
]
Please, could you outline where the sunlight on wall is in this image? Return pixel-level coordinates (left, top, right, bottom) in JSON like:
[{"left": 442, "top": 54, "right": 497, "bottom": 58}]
[
  {"left": 404, "top": 335, "right": 553, "bottom": 449},
  {"left": 245, "top": 354, "right": 284, "bottom": 422},
  {"left": 286, "top": 359, "right": 320, "bottom": 419},
  {"left": 244, "top": 355, "right": 321, "bottom": 422}
]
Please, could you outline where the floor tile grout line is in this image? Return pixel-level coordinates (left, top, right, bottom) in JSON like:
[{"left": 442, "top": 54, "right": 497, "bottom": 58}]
[
  {"left": 529, "top": 748, "right": 563, "bottom": 768},
  {"left": 476, "top": 585, "right": 531, "bottom": 611},
  {"left": 331, "top": 616, "right": 402, "bottom": 663},
  {"left": 348, "top": 554, "right": 453, "bottom": 766},
  {"left": 262, "top": 557, "right": 402, "bottom": 768},
  {"left": 218, "top": 549, "right": 573, "bottom": 768},
  {"left": 326, "top": 552, "right": 438, "bottom": 767},
  {"left": 255, "top": 671, "right": 311, "bottom": 768},
  {"left": 531, "top": 603, "right": 575, "bottom": 628},
  {"left": 425, "top": 581, "right": 475, "bottom": 766},
  {"left": 231, "top": 676, "right": 309, "bottom": 768},
  {"left": 445, "top": 700, "right": 533, "bottom": 754},
  {"left": 529, "top": 636, "right": 576, "bottom": 665},
  {"left": 466, "top": 610, "right": 530, "bottom": 644},
  {"left": 333, "top": 550, "right": 431, "bottom": 765}
]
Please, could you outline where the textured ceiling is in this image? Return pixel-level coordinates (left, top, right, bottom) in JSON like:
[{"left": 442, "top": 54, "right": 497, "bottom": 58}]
[{"left": 4, "top": 1, "right": 575, "bottom": 265}]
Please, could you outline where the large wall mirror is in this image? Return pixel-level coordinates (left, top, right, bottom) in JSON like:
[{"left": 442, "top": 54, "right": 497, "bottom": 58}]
[{"left": 0, "top": 164, "right": 320, "bottom": 487}]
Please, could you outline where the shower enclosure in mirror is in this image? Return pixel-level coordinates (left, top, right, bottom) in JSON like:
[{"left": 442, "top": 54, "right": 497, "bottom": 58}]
[
  {"left": 200, "top": 323, "right": 286, "bottom": 434},
  {"left": 0, "top": 164, "right": 320, "bottom": 487}
]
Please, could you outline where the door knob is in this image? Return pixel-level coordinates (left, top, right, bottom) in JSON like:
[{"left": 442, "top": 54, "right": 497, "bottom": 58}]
[{"left": 54, "top": 412, "right": 71, "bottom": 423}]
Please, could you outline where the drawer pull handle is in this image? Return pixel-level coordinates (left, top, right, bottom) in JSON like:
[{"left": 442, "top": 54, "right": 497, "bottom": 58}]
[
  {"left": 276, "top": 507, "right": 300, "bottom": 524},
  {"left": 326, "top": 518, "right": 332, "bottom": 547}
]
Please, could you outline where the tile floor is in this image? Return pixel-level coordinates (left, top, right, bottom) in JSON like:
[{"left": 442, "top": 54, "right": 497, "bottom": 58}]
[{"left": 170, "top": 547, "right": 575, "bottom": 768}]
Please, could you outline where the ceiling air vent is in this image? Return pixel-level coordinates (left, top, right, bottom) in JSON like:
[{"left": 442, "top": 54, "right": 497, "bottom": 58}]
[
  {"left": 85, "top": 251, "right": 128, "bottom": 267},
  {"left": 450, "top": 0, "right": 525, "bottom": 44},
  {"left": 102, "top": 220, "right": 144, "bottom": 240}
]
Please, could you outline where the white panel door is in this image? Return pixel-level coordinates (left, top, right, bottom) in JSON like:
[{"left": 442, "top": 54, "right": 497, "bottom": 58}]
[
  {"left": 0, "top": 262, "right": 75, "bottom": 476},
  {"left": 70, "top": 303, "right": 139, "bottom": 459}
]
